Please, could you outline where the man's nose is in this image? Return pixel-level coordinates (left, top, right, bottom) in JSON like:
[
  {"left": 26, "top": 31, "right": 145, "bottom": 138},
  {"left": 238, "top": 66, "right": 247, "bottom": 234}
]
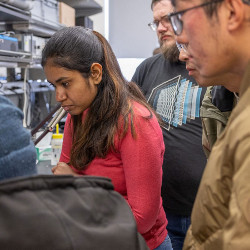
[
  {"left": 179, "top": 49, "right": 189, "bottom": 62},
  {"left": 157, "top": 21, "right": 170, "bottom": 32},
  {"left": 175, "top": 28, "right": 188, "bottom": 45}
]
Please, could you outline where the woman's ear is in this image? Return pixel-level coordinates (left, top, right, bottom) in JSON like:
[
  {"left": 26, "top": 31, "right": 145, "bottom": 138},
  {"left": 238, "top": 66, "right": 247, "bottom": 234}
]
[{"left": 90, "top": 63, "right": 102, "bottom": 85}]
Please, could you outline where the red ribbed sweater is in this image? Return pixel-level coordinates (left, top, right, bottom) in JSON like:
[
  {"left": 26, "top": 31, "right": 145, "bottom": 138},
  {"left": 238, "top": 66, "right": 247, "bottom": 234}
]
[{"left": 60, "top": 102, "right": 168, "bottom": 249}]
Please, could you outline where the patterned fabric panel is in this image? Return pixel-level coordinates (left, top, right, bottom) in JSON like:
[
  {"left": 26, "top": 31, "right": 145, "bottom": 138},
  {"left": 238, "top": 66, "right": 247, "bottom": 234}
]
[{"left": 148, "top": 76, "right": 202, "bottom": 131}]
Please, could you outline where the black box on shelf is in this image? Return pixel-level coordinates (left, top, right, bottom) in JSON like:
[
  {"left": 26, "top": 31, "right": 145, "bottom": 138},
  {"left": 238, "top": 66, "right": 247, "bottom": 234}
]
[{"left": 0, "top": 35, "right": 18, "bottom": 51}]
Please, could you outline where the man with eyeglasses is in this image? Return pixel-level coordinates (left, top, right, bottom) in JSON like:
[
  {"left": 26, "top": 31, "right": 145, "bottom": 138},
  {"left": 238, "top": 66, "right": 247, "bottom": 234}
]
[
  {"left": 132, "top": 1, "right": 207, "bottom": 249},
  {"left": 178, "top": 43, "right": 237, "bottom": 158},
  {"left": 168, "top": 0, "right": 250, "bottom": 249}
]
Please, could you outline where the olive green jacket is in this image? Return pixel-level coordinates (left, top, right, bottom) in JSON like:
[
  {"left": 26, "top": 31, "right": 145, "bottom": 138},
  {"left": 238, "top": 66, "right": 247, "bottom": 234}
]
[
  {"left": 183, "top": 62, "right": 250, "bottom": 250},
  {"left": 200, "top": 87, "right": 236, "bottom": 158}
]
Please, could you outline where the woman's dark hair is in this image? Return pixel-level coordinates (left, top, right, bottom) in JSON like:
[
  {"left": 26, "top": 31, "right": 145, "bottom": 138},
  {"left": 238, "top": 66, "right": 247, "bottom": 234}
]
[{"left": 42, "top": 27, "right": 157, "bottom": 170}]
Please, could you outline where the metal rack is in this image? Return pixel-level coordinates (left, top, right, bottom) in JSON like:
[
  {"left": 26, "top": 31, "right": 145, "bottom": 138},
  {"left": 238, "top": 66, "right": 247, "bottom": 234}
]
[
  {"left": 0, "top": 2, "right": 64, "bottom": 129},
  {"left": 0, "top": 2, "right": 64, "bottom": 66},
  {"left": 0, "top": 49, "right": 32, "bottom": 65},
  {"left": 0, "top": 2, "right": 30, "bottom": 22}
]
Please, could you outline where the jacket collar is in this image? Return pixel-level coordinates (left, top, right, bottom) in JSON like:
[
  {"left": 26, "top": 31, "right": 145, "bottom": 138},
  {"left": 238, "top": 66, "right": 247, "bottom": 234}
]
[{"left": 239, "top": 61, "right": 250, "bottom": 97}]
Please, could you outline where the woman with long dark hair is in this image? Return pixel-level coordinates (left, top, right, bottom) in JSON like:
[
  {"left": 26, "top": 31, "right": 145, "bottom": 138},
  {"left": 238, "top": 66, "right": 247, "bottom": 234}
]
[{"left": 42, "top": 27, "right": 170, "bottom": 250}]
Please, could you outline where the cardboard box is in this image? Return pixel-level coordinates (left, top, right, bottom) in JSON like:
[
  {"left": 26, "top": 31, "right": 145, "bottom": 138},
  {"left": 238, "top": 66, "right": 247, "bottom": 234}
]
[{"left": 59, "top": 2, "right": 75, "bottom": 27}]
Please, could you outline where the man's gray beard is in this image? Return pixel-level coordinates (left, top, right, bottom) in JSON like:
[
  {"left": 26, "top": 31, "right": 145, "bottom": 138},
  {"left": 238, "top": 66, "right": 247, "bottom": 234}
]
[{"left": 161, "top": 43, "right": 180, "bottom": 63}]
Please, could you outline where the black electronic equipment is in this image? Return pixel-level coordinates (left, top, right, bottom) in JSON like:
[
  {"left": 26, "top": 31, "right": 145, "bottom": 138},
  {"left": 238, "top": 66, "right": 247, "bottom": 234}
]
[{"left": 0, "top": 35, "right": 18, "bottom": 52}]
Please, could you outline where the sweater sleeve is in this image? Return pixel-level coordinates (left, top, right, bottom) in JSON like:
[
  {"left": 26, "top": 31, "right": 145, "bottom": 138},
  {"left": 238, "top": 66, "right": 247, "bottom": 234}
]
[
  {"left": 119, "top": 109, "right": 165, "bottom": 234},
  {"left": 59, "top": 114, "right": 72, "bottom": 163}
]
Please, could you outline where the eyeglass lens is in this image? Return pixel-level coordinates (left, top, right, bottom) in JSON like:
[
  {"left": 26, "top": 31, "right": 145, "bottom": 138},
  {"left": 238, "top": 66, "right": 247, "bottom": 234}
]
[
  {"left": 170, "top": 15, "right": 183, "bottom": 35},
  {"left": 176, "top": 42, "right": 187, "bottom": 52},
  {"left": 148, "top": 15, "right": 170, "bottom": 31}
]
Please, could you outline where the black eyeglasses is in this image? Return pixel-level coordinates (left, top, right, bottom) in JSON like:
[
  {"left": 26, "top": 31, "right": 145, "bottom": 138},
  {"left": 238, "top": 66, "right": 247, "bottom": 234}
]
[
  {"left": 148, "top": 14, "right": 171, "bottom": 31},
  {"left": 176, "top": 42, "right": 188, "bottom": 52},
  {"left": 168, "top": 0, "right": 223, "bottom": 35}
]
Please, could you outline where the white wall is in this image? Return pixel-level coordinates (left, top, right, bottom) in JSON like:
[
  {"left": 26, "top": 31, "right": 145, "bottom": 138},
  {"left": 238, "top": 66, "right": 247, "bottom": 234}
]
[
  {"left": 91, "top": 0, "right": 159, "bottom": 58},
  {"left": 90, "top": 0, "right": 159, "bottom": 80},
  {"left": 91, "top": 0, "right": 106, "bottom": 37}
]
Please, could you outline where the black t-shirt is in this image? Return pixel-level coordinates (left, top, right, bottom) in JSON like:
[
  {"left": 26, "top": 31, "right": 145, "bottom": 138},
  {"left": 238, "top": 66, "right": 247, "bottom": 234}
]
[{"left": 132, "top": 54, "right": 207, "bottom": 216}]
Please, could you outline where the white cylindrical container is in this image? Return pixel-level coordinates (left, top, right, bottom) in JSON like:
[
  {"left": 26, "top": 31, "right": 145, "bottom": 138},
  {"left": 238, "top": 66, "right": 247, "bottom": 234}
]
[{"left": 51, "top": 123, "right": 63, "bottom": 166}]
